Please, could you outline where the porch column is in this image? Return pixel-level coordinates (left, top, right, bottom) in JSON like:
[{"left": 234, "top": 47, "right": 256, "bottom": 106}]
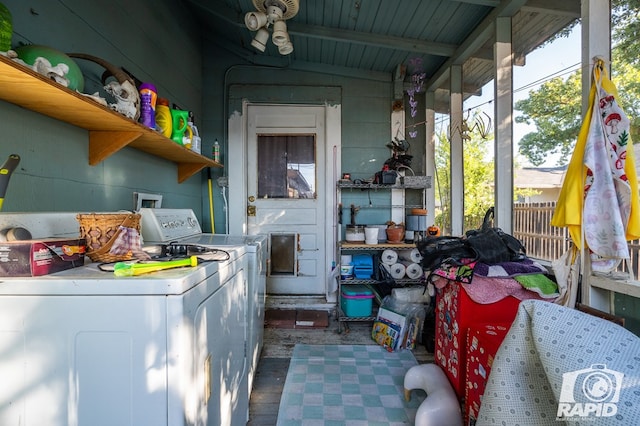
[
  {"left": 582, "top": 0, "right": 611, "bottom": 114},
  {"left": 494, "top": 16, "right": 514, "bottom": 233},
  {"left": 450, "top": 64, "right": 464, "bottom": 236},
  {"left": 425, "top": 91, "right": 436, "bottom": 228},
  {"left": 581, "top": 0, "right": 612, "bottom": 311}
]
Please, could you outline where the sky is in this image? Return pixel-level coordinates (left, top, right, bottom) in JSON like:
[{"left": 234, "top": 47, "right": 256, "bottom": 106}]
[{"left": 460, "top": 25, "right": 582, "bottom": 167}]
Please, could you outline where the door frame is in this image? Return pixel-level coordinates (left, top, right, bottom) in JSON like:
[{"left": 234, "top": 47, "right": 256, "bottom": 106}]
[{"left": 228, "top": 102, "right": 342, "bottom": 302}]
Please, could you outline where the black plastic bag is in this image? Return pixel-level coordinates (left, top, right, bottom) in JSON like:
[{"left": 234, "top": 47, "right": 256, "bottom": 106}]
[
  {"left": 465, "top": 207, "right": 526, "bottom": 264},
  {"left": 416, "top": 235, "right": 476, "bottom": 270}
]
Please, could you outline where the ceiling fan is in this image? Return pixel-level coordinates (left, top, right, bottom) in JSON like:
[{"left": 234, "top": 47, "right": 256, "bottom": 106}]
[{"left": 244, "top": 0, "right": 299, "bottom": 55}]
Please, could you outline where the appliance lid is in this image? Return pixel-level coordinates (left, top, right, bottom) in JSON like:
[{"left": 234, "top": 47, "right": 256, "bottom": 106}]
[{"left": 139, "top": 208, "right": 202, "bottom": 243}]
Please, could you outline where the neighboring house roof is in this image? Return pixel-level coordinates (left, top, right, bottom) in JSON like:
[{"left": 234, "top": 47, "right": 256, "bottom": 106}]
[
  {"left": 515, "top": 144, "right": 640, "bottom": 191},
  {"left": 514, "top": 166, "right": 566, "bottom": 189}
]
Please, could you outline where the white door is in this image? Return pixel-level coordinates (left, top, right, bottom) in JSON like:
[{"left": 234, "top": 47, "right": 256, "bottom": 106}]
[{"left": 246, "top": 105, "right": 326, "bottom": 295}]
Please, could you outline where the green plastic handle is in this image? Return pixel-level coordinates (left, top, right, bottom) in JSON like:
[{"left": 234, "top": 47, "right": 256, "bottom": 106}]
[{"left": 113, "top": 256, "right": 198, "bottom": 276}]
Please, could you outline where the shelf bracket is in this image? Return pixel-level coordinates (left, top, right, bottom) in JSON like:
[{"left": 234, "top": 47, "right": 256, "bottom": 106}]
[
  {"left": 89, "top": 130, "right": 144, "bottom": 165},
  {"left": 178, "top": 162, "right": 207, "bottom": 183}
]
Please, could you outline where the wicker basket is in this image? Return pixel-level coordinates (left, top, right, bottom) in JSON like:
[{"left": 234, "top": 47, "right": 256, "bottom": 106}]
[{"left": 77, "top": 213, "right": 141, "bottom": 263}]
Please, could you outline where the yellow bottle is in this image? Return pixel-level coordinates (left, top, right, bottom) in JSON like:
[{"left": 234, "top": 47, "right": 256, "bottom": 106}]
[{"left": 155, "top": 98, "right": 172, "bottom": 138}]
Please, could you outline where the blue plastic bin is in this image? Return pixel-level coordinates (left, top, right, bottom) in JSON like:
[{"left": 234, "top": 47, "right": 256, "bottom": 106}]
[{"left": 341, "top": 285, "right": 374, "bottom": 317}]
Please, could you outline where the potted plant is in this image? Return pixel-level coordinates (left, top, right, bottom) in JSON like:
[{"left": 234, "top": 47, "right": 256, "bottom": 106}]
[{"left": 385, "top": 221, "right": 405, "bottom": 243}]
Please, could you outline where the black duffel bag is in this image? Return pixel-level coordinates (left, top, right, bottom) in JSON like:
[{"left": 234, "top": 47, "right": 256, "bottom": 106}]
[
  {"left": 417, "top": 235, "right": 476, "bottom": 271},
  {"left": 464, "top": 207, "right": 526, "bottom": 264}
]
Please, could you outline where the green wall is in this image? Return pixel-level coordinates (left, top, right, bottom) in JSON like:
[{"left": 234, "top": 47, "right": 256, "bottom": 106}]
[
  {"left": 200, "top": 45, "right": 403, "bottom": 232},
  {"left": 0, "top": 0, "right": 204, "bottom": 214},
  {"left": 0, "top": 0, "right": 408, "bottom": 231},
  {"left": 615, "top": 293, "right": 640, "bottom": 335}
]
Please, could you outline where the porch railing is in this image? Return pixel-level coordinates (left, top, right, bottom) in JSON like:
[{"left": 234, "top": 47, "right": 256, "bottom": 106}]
[
  {"left": 513, "top": 202, "right": 640, "bottom": 277},
  {"left": 513, "top": 202, "right": 569, "bottom": 262}
]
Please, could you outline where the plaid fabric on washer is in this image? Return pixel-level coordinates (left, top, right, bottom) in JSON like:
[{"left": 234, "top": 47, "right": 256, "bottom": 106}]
[{"left": 110, "top": 226, "right": 149, "bottom": 259}]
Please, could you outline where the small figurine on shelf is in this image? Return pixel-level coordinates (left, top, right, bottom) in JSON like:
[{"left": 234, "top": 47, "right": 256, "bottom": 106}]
[{"left": 427, "top": 225, "right": 441, "bottom": 237}]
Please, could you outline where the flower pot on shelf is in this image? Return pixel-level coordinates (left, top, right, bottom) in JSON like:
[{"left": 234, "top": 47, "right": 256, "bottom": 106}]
[{"left": 386, "top": 225, "right": 405, "bottom": 243}]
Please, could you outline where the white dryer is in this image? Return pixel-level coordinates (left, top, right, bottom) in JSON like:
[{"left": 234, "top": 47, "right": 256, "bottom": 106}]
[
  {"left": 138, "top": 208, "right": 267, "bottom": 421},
  {"left": 0, "top": 211, "right": 250, "bottom": 426}
]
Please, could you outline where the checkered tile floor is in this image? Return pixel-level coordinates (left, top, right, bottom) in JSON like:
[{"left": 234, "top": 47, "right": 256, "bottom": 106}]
[{"left": 276, "top": 344, "right": 425, "bottom": 425}]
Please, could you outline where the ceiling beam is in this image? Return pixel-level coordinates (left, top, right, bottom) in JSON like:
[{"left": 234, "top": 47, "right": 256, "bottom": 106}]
[
  {"left": 208, "top": 35, "right": 392, "bottom": 82},
  {"left": 448, "top": 0, "right": 500, "bottom": 6},
  {"left": 425, "top": 0, "right": 528, "bottom": 92},
  {"left": 521, "top": 0, "right": 581, "bottom": 18},
  {"left": 404, "top": 81, "right": 483, "bottom": 96},
  {"left": 286, "top": 22, "right": 457, "bottom": 57}
]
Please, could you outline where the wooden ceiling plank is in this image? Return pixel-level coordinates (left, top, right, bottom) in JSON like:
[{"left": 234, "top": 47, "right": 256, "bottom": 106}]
[
  {"left": 286, "top": 22, "right": 458, "bottom": 57},
  {"left": 426, "top": 0, "right": 529, "bottom": 92},
  {"left": 522, "top": 0, "right": 581, "bottom": 18}
]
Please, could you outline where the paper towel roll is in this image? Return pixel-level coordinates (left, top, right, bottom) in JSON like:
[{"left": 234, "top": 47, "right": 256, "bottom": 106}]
[
  {"left": 398, "top": 248, "right": 423, "bottom": 263},
  {"left": 404, "top": 262, "right": 423, "bottom": 280},
  {"left": 387, "top": 262, "right": 406, "bottom": 279},
  {"left": 381, "top": 249, "right": 398, "bottom": 265}
]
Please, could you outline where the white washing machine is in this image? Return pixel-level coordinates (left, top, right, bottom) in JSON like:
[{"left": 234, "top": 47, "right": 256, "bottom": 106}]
[
  {"left": 138, "top": 208, "right": 267, "bottom": 420},
  {"left": 0, "top": 211, "right": 251, "bottom": 426}
]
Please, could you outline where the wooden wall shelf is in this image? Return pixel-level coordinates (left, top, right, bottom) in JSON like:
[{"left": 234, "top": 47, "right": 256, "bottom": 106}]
[{"left": 0, "top": 55, "right": 222, "bottom": 183}]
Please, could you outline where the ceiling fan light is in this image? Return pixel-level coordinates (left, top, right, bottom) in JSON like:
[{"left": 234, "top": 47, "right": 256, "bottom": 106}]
[
  {"left": 272, "top": 20, "right": 289, "bottom": 46},
  {"left": 266, "top": 5, "right": 284, "bottom": 23},
  {"left": 252, "top": 0, "right": 299, "bottom": 20},
  {"left": 251, "top": 28, "right": 270, "bottom": 52},
  {"left": 278, "top": 41, "right": 294, "bottom": 55},
  {"left": 245, "top": 11, "right": 268, "bottom": 31}
]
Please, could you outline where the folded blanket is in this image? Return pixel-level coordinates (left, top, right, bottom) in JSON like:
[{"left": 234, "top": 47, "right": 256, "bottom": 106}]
[
  {"left": 461, "top": 275, "right": 545, "bottom": 304},
  {"left": 431, "top": 259, "right": 559, "bottom": 303},
  {"left": 432, "top": 275, "right": 544, "bottom": 304},
  {"left": 514, "top": 274, "right": 559, "bottom": 299},
  {"left": 430, "top": 260, "right": 476, "bottom": 284},
  {"left": 473, "top": 258, "right": 548, "bottom": 278}
]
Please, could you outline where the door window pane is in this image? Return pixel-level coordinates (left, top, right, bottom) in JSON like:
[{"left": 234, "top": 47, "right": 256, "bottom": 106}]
[{"left": 257, "top": 135, "right": 316, "bottom": 199}]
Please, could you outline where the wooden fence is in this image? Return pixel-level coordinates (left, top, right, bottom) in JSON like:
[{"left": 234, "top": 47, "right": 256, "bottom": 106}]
[
  {"left": 513, "top": 202, "right": 640, "bottom": 276},
  {"left": 513, "top": 202, "right": 569, "bottom": 262}
]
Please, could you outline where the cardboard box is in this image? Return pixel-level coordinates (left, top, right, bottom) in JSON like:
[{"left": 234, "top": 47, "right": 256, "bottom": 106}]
[
  {"left": 465, "top": 323, "right": 510, "bottom": 426},
  {"left": 0, "top": 238, "right": 86, "bottom": 277},
  {"left": 434, "top": 281, "right": 520, "bottom": 398}
]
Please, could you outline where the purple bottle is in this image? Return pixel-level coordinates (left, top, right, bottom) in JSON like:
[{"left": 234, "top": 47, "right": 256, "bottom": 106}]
[{"left": 139, "top": 83, "right": 157, "bottom": 129}]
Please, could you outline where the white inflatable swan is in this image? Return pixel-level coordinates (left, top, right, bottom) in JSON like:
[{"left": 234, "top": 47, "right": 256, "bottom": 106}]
[{"left": 404, "top": 363, "right": 463, "bottom": 426}]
